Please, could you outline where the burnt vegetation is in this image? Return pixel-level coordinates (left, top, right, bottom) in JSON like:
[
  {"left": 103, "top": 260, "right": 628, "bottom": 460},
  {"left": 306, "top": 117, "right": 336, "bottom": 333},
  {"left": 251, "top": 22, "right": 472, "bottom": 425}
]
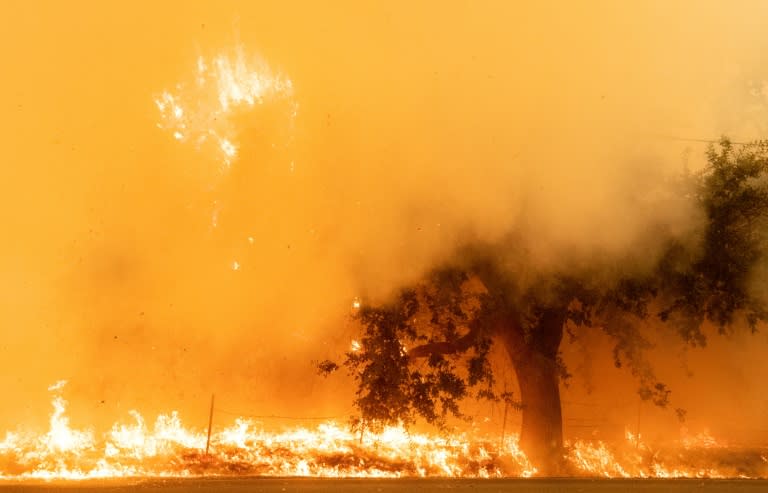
[{"left": 318, "top": 139, "right": 768, "bottom": 473}]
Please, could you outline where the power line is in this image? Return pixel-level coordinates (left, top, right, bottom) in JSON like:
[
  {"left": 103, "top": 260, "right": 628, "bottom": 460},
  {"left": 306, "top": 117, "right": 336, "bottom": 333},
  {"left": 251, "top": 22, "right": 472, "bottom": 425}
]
[{"left": 650, "top": 134, "right": 751, "bottom": 146}]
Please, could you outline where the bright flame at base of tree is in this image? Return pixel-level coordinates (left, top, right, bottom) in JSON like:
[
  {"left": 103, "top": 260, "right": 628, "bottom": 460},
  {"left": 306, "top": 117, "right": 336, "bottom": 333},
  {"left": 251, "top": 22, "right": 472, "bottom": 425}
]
[{"left": 1, "top": 385, "right": 766, "bottom": 481}]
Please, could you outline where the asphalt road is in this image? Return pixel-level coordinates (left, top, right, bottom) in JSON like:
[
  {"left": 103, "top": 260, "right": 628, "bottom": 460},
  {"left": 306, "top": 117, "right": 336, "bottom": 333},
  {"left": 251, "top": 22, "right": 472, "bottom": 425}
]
[{"left": 2, "top": 478, "right": 768, "bottom": 493}]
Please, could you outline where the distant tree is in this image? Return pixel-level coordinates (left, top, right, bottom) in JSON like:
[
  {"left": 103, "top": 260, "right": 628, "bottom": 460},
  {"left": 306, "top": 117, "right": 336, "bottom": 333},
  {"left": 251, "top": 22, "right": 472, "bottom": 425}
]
[{"left": 318, "top": 139, "right": 768, "bottom": 474}]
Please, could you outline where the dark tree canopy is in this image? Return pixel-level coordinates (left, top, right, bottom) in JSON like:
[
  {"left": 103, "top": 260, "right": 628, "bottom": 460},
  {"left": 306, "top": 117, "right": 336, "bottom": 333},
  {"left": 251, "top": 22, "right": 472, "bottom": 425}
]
[{"left": 318, "top": 138, "right": 768, "bottom": 473}]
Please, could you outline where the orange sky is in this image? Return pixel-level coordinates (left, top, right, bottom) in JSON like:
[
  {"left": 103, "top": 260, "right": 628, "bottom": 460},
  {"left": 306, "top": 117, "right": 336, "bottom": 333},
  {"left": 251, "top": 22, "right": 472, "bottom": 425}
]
[{"left": 2, "top": 1, "right": 768, "bottom": 438}]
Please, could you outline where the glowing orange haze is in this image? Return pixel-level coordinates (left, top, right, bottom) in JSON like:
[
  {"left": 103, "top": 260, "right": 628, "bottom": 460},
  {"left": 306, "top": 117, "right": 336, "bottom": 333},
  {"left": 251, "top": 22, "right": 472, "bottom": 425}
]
[{"left": 2, "top": 0, "right": 768, "bottom": 477}]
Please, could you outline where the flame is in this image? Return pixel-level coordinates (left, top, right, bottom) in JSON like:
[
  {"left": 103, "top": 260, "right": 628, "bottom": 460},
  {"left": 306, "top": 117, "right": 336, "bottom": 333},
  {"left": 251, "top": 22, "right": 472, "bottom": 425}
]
[
  {"left": 0, "top": 384, "right": 533, "bottom": 480},
  {"left": 1, "top": 384, "right": 767, "bottom": 481},
  {"left": 155, "top": 45, "right": 296, "bottom": 169},
  {"left": 564, "top": 427, "right": 757, "bottom": 479}
]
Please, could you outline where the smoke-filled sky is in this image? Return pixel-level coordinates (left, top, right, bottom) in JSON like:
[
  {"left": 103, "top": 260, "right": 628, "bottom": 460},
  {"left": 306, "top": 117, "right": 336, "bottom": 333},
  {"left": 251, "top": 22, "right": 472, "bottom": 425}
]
[{"left": 2, "top": 1, "right": 768, "bottom": 437}]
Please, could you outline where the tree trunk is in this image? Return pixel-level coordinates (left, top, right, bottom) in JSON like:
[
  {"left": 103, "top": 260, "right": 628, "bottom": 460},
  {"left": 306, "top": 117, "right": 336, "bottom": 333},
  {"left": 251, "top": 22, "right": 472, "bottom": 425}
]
[
  {"left": 499, "top": 308, "right": 566, "bottom": 475},
  {"left": 512, "top": 348, "right": 563, "bottom": 474}
]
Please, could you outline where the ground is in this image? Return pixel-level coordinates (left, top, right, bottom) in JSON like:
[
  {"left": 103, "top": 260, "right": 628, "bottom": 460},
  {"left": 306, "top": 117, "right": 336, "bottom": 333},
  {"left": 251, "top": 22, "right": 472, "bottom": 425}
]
[{"left": 2, "top": 478, "right": 768, "bottom": 493}]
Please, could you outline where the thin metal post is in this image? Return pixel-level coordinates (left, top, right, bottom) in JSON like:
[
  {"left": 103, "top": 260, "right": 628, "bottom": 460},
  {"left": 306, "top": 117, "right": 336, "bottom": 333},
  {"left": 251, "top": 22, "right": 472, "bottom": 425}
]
[{"left": 205, "top": 394, "right": 215, "bottom": 455}]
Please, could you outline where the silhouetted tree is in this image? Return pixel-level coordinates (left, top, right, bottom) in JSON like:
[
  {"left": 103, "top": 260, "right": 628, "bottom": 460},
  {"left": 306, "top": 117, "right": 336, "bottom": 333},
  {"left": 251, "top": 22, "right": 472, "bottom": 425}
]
[{"left": 319, "top": 139, "right": 768, "bottom": 474}]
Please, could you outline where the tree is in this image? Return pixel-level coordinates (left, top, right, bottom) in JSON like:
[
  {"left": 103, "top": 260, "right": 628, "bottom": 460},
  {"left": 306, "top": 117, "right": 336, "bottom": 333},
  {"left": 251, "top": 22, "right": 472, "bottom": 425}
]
[{"left": 318, "top": 139, "right": 768, "bottom": 474}]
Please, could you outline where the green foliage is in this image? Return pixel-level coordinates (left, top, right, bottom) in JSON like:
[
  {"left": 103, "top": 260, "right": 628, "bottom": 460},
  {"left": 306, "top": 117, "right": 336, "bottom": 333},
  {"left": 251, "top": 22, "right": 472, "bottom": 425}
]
[
  {"left": 659, "top": 138, "right": 768, "bottom": 340},
  {"left": 354, "top": 280, "right": 508, "bottom": 430},
  {"left": 317, "top": 269, "right": 510, "bottom": 431}
]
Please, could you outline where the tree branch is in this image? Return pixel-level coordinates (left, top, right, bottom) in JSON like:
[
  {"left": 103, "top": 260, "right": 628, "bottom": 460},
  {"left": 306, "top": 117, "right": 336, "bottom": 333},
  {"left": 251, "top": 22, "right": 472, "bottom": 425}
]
[{"left": 407, "top": 327, "right": 480, "bottom": 361}]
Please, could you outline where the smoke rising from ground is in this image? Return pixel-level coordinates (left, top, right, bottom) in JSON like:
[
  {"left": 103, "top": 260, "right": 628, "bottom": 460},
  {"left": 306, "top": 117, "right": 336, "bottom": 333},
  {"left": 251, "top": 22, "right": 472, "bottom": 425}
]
[{"left": 1, "top": 1, "right": 768, "bottom": 438}]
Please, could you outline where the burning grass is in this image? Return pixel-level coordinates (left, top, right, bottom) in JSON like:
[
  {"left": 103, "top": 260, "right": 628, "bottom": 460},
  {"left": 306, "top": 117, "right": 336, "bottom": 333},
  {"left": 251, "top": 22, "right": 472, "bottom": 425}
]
[{"left": 1, "top": 383, "right": 767, "bottom": 481}]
